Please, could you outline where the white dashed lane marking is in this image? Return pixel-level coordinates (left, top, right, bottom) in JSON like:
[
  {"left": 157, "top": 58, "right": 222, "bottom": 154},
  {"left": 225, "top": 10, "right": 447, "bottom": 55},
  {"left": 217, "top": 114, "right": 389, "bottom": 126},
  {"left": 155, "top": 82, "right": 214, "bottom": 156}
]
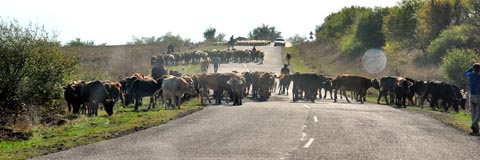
[
  {"left": 303, "top": 104, "right": 310, "bottom": 109},
  {"left": 314, "top": 116, "right": 318, "bottom": 123},
  {"left": 303, "top": 138, "right": 314, "bottom": 148}
]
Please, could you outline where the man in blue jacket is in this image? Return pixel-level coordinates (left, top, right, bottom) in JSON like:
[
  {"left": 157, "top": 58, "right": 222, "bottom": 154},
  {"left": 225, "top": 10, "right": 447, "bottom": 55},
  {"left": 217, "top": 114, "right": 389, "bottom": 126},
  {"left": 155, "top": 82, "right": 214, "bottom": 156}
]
[{"left": 466, "top": 63, "right": 480, "bottom": 136}]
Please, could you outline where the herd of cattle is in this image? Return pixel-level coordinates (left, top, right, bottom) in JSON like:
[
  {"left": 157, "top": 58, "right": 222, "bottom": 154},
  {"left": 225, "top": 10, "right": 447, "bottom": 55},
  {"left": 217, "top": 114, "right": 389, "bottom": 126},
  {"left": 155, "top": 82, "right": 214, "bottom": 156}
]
[
  {"left": 62, "top": 70, "right": 276, "bottom": 117},
  {"left": 278, "top": 73, "right": 467, "bottom": 112},
  {"left": 215, "top": 40, "right": 271, "bottom": 46},
  {"left": 150, "top": 49, "right": 265, "bottom": 67},
  {"left": 63, "top": 67, "right": 467, "bottom": 117}
]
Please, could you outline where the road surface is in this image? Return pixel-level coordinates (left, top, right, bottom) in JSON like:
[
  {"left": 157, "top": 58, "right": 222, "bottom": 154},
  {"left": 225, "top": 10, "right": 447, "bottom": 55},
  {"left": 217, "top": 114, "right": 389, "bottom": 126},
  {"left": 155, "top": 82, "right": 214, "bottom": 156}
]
[{"left": 34, "top": 44, "right": 480, "bottom": 160}]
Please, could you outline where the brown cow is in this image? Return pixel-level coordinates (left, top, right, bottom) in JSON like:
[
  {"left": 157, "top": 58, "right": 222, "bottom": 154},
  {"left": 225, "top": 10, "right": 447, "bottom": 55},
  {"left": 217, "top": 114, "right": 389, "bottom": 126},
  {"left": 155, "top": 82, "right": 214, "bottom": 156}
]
[
  {"left": 198, "top": 73, "right": 234, "bottom": 104},
  {"left": 334, "top": 74, "right": 379, "bottom": 104},
  {"left": 277, "top": 74, "right": 291, "bottom": 95},
  {"left": 162, "top": 76, "right": 197, "bottom": 109},
  {"left": 257, "top": 72, "right": 274, "bottom": 101}
]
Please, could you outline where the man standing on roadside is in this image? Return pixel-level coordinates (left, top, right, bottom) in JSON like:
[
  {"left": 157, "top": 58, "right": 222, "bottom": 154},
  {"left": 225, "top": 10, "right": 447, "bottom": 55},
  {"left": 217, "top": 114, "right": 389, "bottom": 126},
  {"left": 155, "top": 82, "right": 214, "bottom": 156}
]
[{"left": 466, "top": 63, "right": 480, "bottom": 136}]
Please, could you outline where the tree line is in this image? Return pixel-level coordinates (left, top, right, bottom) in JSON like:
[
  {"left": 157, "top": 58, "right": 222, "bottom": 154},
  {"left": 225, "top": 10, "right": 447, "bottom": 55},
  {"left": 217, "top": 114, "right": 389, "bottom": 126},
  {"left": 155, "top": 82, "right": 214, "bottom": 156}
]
[{"left": 314, "top": 0, "right": 480, "bottom": 88}]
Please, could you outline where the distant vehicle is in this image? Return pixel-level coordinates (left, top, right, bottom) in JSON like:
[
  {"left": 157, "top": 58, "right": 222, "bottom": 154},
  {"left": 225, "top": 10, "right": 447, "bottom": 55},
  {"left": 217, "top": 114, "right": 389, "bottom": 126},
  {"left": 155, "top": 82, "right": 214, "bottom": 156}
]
[{"left": 273, "top": 38, "right": 285, "bottom": 47}]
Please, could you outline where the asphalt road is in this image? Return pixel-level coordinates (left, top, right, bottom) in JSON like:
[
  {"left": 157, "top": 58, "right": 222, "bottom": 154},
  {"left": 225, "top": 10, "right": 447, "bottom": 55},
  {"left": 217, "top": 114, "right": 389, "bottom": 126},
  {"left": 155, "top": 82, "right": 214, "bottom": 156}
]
[{"left": 34, "top": 45, "right": 480, "bottom": 160}]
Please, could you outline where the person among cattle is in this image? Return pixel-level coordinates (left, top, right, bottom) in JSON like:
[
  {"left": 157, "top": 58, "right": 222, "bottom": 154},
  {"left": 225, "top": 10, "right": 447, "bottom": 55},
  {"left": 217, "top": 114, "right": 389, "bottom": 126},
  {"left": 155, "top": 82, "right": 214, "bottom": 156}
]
[
  {"left": 281, "top": 64, "right": 290, "bottom": 75},
  {"left": 228, "top": 35, "right": 235, "bottom": 50},
  {"left": 152, "top": 64, "right": 167, "bottom": 80},
  {"left": 466, "top": 63, "right": 480, "bottom": 136},
  {"left": 211, "top": 56, "right": 220, "bottom": 73},
  {"left": 167, "top": 44, "right": 174, "bottom": 53},
  {"left": 286, "top": 53, "right": 292, "bottom": 66},
  {"left": 252, "top": 46, "right": 257, "bottom": 53}
]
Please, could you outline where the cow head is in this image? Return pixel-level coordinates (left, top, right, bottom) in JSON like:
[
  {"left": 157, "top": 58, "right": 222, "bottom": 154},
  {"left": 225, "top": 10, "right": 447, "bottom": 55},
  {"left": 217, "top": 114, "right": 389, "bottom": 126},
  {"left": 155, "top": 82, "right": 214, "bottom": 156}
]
[
  {"left": 182, "top": 77, "right": 197, "bottom": 96},
  {"left": 227, "top": 76, "right": 244, "bottom": 93},
  {"left": 104, "top": 99, "right": 115, "bottom": 116}
]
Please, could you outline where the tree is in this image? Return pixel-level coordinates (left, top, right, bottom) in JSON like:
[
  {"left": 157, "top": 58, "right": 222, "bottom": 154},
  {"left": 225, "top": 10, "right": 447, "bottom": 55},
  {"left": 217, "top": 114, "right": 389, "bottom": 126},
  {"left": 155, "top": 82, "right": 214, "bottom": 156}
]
[
  {"left": 203, "top": 27, "right": 216, "bottom": 41},
  {"left": 128, "top": 32, "right": 193, "bottom": 47},
  {"left": 216, "top": 33, "right": 226, "bottom": 42},
  {"left": 289, "top": 34, "right": 307, "bottom": 44},
  {"left": 427, "top": 24, "right": 479, "bottom": 63},
  {"left": 315, "top": 6, "right": 369, "bottom": 43},
  {"left": 248, "top": 24, "right": 282, "bottom": 41},
  {"left": 338, "top": 8, "right": 388, "bottom": 58},
  {"left": 382, "top": 0, "right": 421, "bottom": 52},
  {"left": 0, "top": 19, "right": 79, "bottom": 127},
  {"left": 416, "top": 0, "right": 452, "bottom": 51},
  {"left": 441, "top": 48, "right": 479, "bottom": 89},
  {"left": 64, "top": 38, "right": 95, "bottom": 47}
]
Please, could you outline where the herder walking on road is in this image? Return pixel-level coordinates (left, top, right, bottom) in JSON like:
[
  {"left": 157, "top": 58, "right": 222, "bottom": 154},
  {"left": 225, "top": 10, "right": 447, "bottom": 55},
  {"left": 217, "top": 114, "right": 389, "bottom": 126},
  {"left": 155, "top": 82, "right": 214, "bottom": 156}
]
[
  {"left": 286, "top": 53, "right": 291, "bottom": 66},
  {"left": 280, "top": 64, "right": 290, "bottom": 75},
  {"left": 466, "top": 63, "right": 480, "bottom": 136},
  {"left": 228, "top": 35, "right": 235, "bottom": 50},
  {"left": 211, "top": 56, "right": 220, "bottom": 73}
]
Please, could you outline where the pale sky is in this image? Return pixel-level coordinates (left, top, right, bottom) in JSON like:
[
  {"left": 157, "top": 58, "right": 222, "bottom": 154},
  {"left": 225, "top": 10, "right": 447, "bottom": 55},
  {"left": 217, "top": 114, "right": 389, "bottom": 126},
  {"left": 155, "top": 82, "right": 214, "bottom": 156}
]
[{"left": 1, "top": 0, "right": 399, "bottom": 45}]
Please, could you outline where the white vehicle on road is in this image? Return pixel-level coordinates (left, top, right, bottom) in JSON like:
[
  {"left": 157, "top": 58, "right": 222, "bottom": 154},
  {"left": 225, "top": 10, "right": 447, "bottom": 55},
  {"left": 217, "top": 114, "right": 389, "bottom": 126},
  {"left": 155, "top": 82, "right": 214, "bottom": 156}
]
[{"left": 273, "top": 38, "right": 286, "bottom": 47}]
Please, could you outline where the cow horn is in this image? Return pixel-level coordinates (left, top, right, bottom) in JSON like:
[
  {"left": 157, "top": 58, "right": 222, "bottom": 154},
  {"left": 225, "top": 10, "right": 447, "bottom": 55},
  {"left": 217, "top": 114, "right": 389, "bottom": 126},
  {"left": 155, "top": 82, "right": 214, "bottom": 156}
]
[
  {"left": 227, "top": 80, "right": 232, "bottom": 85},
  {"left": 238, "top": 80, "right": 243, "bottom": 85}
]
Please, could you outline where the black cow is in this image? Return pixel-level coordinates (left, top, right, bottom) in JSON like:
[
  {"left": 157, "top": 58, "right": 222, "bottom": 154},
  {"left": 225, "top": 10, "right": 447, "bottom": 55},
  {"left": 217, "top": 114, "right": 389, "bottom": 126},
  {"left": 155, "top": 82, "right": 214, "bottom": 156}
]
[
  {"left": 63, "top": 81, "right": 85, "bottom": 114},
  {"left": 424, "top": 81, "right": 463, "bottom": 112},
  {"left": 393, "top": 77, "right": 412, "bottom": 108},
  {"left": 291, "top": 73, "right": 324, "bottom": 103},
  {"left": 377, "top": 76, "right": 397, "bottom": 105},
  {"left": 127, "top": 77, "right": 163, "bottom": 111},
  {"left": 80, "top": 80, "right": 115, "bottom": 117}
]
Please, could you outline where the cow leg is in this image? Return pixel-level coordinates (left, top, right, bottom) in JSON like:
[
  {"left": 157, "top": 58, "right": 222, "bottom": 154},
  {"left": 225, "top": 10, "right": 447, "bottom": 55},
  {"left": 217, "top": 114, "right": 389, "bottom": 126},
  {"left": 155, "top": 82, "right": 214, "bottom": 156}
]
[
  {"left": 343, "top": 89, "right": 350, "bottom": 103},
  {"left": 333, "top": 89, "right": 338, "bottom": 103},
  {"left": 67, "top": 102, "right": 72, "bottom": 113},
  {"left": 377, "top": 90, "right": 384, "bottom": 104}
]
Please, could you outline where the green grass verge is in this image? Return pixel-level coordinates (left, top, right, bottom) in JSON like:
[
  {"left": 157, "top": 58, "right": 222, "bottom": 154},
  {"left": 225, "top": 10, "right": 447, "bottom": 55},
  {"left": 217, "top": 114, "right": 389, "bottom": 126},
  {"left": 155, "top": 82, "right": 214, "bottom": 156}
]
[
  {"left": 364, "top": 93, "right": 471, "bottom": 132},
  {"left": 0, "top": 99, "right": 203, "bottom": 160},
  {"left": 281, "top": 45, "right": 313, "bottom": 73}
]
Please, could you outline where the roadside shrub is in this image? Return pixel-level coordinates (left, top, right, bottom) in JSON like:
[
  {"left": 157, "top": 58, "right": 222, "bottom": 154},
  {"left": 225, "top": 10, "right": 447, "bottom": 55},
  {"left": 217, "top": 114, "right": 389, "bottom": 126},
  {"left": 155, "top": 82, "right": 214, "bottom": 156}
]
[
  {"left": 0, "top": 19, "right": 79, "bottom": 128},
  {"left": 441, "top": 48, "right": 479, "bottom": 89}
]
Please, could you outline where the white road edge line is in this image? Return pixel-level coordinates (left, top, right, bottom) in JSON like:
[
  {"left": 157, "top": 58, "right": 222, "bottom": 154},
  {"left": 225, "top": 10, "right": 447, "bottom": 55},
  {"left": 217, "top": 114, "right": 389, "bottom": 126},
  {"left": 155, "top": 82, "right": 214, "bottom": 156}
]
[
  {"left": 303, "top": 104, "right": 310, "bottom": 109},
  {"left": 314, "top": 116, "right": 318, "bottom": 123},
  {"left": 303, "top": 138, "right": 314, "bottom": 148}
]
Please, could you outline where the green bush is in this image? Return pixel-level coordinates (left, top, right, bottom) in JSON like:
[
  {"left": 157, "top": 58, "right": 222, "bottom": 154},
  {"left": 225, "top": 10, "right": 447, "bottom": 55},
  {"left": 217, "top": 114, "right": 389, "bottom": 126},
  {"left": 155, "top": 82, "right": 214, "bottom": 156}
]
[
  {"left": 441, "top": 48, "right": 479, "bottom": 88},
  {"left": 427, "top": 24, "right": 476, "bottom": 63},
  {"left": 0, "top": 19, "right": 79, "bottom": 127}
]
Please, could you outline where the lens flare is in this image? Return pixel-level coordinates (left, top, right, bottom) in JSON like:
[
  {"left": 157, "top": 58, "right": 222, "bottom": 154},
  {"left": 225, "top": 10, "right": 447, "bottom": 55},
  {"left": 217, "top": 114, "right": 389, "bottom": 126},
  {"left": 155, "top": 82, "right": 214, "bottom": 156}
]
[{"left": 362, "top": 49, "right": 386, "bottom": 74}]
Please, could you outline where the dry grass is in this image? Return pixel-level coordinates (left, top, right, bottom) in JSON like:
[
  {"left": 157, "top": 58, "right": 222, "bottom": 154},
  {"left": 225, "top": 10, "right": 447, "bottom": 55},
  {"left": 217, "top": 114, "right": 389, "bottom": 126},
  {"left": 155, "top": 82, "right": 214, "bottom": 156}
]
[
  {"left": 65, "top": 44, "right": 226, "bottom": 81},
  {"left": 293, "top": 42, "right": 447, "bottom": 81}
]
